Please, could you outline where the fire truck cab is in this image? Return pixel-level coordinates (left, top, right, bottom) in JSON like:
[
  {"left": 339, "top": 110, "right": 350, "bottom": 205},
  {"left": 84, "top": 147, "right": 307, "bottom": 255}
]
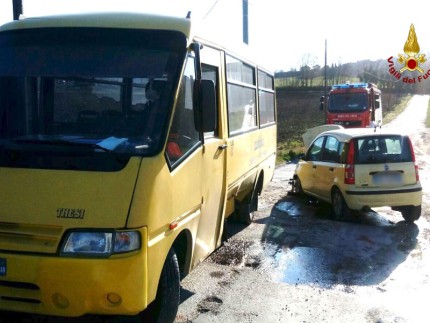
[{"left": 320, "top": 82, "right": 382, "bottom": 128}]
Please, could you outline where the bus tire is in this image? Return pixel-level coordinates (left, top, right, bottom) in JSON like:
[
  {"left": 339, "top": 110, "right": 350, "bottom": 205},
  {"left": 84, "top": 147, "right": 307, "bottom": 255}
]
[
  {"left": 141, "top": 248, "right": 180, "bottom": 323},
  {"left": 238, "top": 190, "right": 258, "bottom": 225}
]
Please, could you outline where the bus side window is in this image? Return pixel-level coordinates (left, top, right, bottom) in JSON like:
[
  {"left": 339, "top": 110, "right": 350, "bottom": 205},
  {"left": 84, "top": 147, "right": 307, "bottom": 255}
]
[
  {"left": 166, "top": 57, "right": 200, "bottom": 164},
  {"left": 202, "top": 64, "right": 219, "bottom": 138},
  {"left": 226, "top": 55, "right": 257, "bottom": 135}
]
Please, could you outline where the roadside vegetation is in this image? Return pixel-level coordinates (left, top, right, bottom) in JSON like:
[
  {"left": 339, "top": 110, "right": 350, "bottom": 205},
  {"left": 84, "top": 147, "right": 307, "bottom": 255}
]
[
  {"left": 427, "top": 98, "right": 430, "bottom": 128},
  {"left": 382, "top": 94, "right": 412, "bottom": 124}
]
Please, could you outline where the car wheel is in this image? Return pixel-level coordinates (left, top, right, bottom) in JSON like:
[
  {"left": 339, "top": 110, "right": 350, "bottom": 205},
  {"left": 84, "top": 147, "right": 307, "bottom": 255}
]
[
  {"left": 293, "top": 176, "right": 304, "bottom": 196},
  {"left": 400, "top": 205, "right": 422, "bottom": 223},
  {"left": 140, "top": 248, "right": 180, "bottom": 323},
  {"left": 331, "top": 188, "right": 350, "bottom": 220}
]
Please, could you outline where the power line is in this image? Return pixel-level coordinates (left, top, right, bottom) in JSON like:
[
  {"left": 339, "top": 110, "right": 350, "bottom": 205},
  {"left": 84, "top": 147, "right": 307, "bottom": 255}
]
[
  {"left": 203, "top": 0, "right": 252, "bottom": 19},
  {"left": 362, "top": 70, "right": 400, "bottom": 83},
  {"left": 203, "top": 0, "right": 221, "bottom": 19}
]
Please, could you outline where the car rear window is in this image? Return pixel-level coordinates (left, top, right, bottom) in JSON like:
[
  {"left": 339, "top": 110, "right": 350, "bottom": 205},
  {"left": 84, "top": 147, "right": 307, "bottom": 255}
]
[{"left": 355, "top": 135, "right": 412, "bottom": 164}]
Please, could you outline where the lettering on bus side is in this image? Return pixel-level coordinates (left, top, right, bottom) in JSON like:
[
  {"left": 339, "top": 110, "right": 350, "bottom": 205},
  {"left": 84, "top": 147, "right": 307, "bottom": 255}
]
[
  {"left": 254, "top": 136, "right": 264, "bottom": 150},
  {"left": 56, "top": 208, "right": 86, "bottom": 219}
]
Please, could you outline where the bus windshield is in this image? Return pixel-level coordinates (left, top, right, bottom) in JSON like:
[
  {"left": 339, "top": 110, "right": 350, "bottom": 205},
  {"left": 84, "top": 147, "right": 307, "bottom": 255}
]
[
  {"left": 328, "top": 93, "right": 368, "bottom": 112},
  {"left": 0, "top": 27, "right": 186, "bottom": 170}
]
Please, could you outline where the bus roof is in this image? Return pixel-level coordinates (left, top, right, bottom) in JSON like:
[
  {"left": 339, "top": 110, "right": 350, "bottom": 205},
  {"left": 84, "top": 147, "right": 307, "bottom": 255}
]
[
  {"left": 0, "top": 11, "right": 274, "bottom": 76},
  {"left": 0, "top": 12, "right": 192, "bottom": 39}
]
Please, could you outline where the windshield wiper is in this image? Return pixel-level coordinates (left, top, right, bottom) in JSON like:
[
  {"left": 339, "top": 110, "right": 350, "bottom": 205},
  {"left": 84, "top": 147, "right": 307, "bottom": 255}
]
[{"left": 11, "top": 138, "right": 113, "bottom": 153}]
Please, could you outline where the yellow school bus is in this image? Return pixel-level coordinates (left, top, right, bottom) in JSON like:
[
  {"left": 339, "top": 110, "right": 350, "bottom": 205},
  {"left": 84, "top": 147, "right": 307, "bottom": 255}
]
[{"left": 0, "top": 12, "right": 276, "bottom": 321}]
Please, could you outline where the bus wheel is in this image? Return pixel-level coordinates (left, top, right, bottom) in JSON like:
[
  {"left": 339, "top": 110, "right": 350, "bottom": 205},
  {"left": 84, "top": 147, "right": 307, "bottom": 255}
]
[
  {"left": 141, "top": 248, "right": 180, "bottom": 322},
  {"left": 237, "top": 191, "right": 258, "bottom": 225}
]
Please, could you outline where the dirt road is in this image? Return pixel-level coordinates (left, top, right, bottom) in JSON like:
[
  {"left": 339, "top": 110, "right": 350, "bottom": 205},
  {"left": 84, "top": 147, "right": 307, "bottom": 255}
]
[{"left": 175, "top": 95, "right": 430, "bottom": 323}]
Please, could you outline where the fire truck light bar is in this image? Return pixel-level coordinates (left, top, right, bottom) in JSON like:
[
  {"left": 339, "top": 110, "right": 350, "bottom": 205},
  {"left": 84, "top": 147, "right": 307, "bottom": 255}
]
[{"left": 331, "top": 82, "right": 370, "bottom": 90}]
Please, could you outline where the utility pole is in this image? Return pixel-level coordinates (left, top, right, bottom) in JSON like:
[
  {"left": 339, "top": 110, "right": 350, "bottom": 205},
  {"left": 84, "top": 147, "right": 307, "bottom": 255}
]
[
  {"left": 12, "top": 0, "right": 23, "bottom": 20},
  {"left": 324, "top": 39, "right": 328, "bottom": 107},
  {"left": 242, "top": 0, "right": 249, "bottom": 44}
]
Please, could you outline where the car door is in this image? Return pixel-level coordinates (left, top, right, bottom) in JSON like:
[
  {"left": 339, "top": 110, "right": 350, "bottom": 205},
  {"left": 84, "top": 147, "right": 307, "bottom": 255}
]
[
  {"left": 297, "top": 136, "right": 325, "bottom": 195},
  {"left": 314, "top": 135, "right": 342, "bottom": 201}
]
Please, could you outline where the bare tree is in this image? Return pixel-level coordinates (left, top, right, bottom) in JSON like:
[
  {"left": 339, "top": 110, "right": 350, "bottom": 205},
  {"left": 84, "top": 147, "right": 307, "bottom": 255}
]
[{"left": 300, "top": 53, "right": 317, "bottom": 87}]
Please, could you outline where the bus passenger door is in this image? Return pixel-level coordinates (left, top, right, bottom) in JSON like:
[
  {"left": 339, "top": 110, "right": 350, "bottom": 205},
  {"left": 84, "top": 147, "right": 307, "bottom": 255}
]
[{"left": 193, "top": 48, "right": 227, "bottom": 266}]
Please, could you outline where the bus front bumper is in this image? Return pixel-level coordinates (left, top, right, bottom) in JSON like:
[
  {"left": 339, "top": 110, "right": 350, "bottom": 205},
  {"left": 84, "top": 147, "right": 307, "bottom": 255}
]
[{"left": 0, "top": 249, "right": 148, "bottom": 317}]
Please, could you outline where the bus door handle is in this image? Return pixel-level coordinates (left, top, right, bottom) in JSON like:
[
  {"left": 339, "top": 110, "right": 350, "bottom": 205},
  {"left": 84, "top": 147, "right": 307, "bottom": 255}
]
[{"left": 218, "top": 144, "right": 228, "bottom": 150}]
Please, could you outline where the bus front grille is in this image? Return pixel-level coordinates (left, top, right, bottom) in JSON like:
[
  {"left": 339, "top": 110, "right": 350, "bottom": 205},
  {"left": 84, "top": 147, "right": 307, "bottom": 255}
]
[
  {"left": 0, "top": 279, "right": 41, "bottom": 305},
  {"left": 0, "top": 222, "right": 63, "bottom": 254}
]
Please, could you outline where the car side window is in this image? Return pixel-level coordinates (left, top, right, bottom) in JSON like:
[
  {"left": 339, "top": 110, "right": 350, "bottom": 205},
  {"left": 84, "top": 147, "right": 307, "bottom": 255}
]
[
  {"left": 322, "top": 136, "right": 341, "bottom": 163},
  {"left": 307, "top": 136, "right": 325, "bottom": 161}
]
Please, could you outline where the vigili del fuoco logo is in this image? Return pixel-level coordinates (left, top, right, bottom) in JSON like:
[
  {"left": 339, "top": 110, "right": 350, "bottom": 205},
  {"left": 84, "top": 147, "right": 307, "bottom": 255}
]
[{"left": 387, "top": 24, "right": 429, "bottom": 83}]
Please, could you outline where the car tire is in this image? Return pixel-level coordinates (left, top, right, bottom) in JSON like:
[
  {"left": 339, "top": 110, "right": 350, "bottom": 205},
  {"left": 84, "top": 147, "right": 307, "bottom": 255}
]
[
  {"left": 331, "top": 188, "right": 350, "bottom": 220},
  {"left": 293, "top": 176, "right": 304, "bottom": 196},
  {"left": 400, "top": 205, "right": 422, "bottom": 223},
  {"left": 140, "top": 248, "right": 180, "bottom": 323}
]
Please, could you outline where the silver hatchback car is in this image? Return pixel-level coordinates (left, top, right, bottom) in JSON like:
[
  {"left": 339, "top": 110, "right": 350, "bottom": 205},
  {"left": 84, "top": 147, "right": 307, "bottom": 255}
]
[{"left": 292, "top": 128, "right": 422, "bottom": 222}]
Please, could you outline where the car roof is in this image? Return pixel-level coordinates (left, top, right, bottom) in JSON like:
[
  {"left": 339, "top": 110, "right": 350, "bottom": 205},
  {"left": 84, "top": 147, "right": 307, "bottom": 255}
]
[{"left": 316, "top": 127, "right": 409, "bottom": 143}]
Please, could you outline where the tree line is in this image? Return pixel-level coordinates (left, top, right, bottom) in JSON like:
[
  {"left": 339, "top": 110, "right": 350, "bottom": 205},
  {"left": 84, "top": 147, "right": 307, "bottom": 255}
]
[{"left": 275, "top": 57, "right": 430, "bottom": 94}]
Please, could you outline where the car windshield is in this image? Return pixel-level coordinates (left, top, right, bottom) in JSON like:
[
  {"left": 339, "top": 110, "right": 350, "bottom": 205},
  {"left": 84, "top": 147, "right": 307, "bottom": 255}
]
[
  {"left": 356, "top": 135, "right": 412, "bottom": 164},
  {"left": 329, "top": 93, "right": 368, "bottom": 112},
  {"left": 0, "top": 27, "right": 186, "bottom": 170}
]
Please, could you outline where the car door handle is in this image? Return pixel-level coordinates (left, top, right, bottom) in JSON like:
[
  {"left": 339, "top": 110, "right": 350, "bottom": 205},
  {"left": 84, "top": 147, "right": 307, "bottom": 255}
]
[
  {"left": 218, "top": 144, "right": 228, "bottom": 150},
  {"left": 329, "top": 167, "right": 334, "bottom": 172},
  {"left": 312, "top": 165, "right": 317, "bottom": 169}
]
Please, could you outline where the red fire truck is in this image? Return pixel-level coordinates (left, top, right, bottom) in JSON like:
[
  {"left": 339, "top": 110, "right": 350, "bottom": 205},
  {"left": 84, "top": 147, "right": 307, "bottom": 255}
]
[{"left": 320, "top": 82, "right": 382, "bottom": 128}]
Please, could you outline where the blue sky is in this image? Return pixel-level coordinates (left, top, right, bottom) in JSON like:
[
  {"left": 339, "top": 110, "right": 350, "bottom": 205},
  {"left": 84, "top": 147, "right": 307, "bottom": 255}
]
[{"left": 1, "top": 0, "right": 429, "bottom": 72}]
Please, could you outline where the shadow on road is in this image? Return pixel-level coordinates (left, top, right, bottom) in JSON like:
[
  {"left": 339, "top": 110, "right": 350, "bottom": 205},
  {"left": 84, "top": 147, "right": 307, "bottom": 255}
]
[{"left": 258, "top": 193, "right": 419, "bottom": 287}]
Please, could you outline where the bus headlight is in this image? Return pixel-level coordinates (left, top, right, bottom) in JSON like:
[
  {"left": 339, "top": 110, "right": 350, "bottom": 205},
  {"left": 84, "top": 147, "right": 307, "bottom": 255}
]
[{"left": 61, "top": 231, "right": 141, "bottom": 257}]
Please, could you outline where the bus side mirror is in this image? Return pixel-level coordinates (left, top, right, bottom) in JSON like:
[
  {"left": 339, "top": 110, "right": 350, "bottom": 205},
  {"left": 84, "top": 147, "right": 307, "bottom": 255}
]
[
  {"left": 375, "top": 101, "right": 380, "bottom": 109},
  {"left": 319, "top": 96, "right": 325, "bottom": 111},
  {"left": 194, "top": 79, "right": 216, "bottom": 133}
]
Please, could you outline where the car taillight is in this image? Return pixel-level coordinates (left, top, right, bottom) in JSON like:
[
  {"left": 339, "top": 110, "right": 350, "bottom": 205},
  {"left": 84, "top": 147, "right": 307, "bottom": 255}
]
[
  {"left": 345, "top": 140, "right": 355, "bottom": 184},
  {"left": 407, "top": 136, "right": 420, "bottom": 181}
]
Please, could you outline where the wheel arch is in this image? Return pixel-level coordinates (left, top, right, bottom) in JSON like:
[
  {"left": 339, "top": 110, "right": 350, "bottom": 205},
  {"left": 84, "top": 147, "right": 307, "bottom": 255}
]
[
  {"left": 330, "top": 184, "right": 341, "bottom": 198},
  {"left": 251, "top": 170, "right": 265, "bottom": 211},
  {"left": 330, "top": 184, "right": 351, "bottom": 207},
  {"left": 171, "top": 228, "right": 193, "bottom": 278},
  {"left": 255, "top": 169, "right": 265, "bottom": 197}
]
